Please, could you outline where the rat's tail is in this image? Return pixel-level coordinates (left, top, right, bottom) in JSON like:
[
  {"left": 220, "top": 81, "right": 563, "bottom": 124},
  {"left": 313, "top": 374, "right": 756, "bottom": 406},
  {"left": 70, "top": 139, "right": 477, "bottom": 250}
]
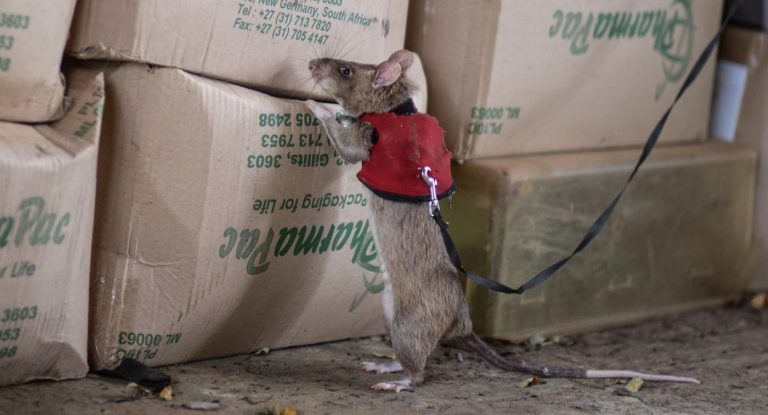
[{"left": 459, "top": 333, "right": 700, "bottom": 384}]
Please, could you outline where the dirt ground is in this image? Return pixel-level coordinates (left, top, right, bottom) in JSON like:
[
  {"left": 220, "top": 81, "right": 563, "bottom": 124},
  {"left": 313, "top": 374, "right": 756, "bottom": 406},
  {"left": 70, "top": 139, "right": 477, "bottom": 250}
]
[{"left": 1, "top": 303, "right": 766, "bottom": 415}]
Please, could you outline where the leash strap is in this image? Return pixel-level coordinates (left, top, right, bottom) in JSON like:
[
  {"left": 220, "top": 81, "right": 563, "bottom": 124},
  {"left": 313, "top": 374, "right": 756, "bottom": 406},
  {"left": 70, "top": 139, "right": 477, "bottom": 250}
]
[
  {"left": 432, "top": 210, "right": 524, "bottom": 294},
  {"left": 434, "top": 2, "right": 742, "bottom": 295}
]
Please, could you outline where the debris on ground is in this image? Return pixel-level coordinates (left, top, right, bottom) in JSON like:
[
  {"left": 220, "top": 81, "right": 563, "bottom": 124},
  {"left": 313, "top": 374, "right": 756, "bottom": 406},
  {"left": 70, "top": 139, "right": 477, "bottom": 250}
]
[
  {"left": 527, "top": 334, "right": 548, "bottom": 348},
  {"left": 256, "top": 405, "right": 298, "bottom": 415},
  {"left": 372, "top": 351, "right": 397, "bottom": 360},
  {"left": 624, "top": 377, "right": 644, "bottom": 393},
  {"left": 159, "top": 385, "right": 173, "bottom": 401},
  {"left": 0, "top": 306, "right": 765, "bottom": 414},
  {"left": 183, "top": 400, "right": 222, "bottom": 411},
  {"left": 245, "top": 394, "right": 273, "bottom": 405},
  {"left": 751, "top": 293, "right": 766, "bottom": 310},
  {"left": 516, "top": 376, "right": 544, "bottom": 389},
  {"left": 254, "top": 347, "right": 271, "bottom": 356},
  {"left": 95, "top": 358, "right": 171, "bottom": 394}
]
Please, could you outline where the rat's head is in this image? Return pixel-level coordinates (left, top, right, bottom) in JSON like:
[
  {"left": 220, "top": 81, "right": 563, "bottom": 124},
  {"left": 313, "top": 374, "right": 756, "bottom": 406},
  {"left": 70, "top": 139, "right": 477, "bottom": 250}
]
[{"left": 308, "top": 50, "right": 416, "bottom": 116}]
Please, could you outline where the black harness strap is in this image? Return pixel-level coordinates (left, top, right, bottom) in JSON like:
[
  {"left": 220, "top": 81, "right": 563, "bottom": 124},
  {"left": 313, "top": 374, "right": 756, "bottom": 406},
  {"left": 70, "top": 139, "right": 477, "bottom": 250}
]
[{"left": 435, "top": 2, "right": 742, "bottom": 295}]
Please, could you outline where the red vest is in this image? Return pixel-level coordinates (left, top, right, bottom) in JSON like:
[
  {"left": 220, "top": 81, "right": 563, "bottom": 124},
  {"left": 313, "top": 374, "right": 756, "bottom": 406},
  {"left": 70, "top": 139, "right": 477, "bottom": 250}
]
[{"left": 357, "top": 112, "right": 454, "bottom": 202}]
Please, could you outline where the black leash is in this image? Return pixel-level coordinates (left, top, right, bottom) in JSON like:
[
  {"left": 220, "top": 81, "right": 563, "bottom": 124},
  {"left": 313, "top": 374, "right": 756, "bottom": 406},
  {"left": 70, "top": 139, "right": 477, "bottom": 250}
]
[{"left": 433, "top": 1, "right": 743, "bottom": 295}]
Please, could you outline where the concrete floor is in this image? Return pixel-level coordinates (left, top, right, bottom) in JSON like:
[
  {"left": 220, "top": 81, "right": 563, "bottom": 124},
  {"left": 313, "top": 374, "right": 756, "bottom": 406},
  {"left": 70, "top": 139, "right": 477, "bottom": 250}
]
[{"left": 1, "top": 304, "right": 767, "bottom": 414}]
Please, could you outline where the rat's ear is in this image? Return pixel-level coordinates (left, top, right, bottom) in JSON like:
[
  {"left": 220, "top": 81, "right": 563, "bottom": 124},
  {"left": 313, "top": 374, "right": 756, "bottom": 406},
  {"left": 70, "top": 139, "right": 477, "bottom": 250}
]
[
  {"left": 388, "top": 49, "right": 414, "bottom": 72},
  {"left": 372, "top": 49, "right": 415, "bottom": 89},
  {"left": 372, "top": 61, "right": 402, "bottom": 89}
]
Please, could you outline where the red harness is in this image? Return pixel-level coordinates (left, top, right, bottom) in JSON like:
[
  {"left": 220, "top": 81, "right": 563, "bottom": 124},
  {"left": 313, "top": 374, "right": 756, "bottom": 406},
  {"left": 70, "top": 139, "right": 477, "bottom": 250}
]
[{"left": 357, "top": 111, "right": 454, "bottom": 202}]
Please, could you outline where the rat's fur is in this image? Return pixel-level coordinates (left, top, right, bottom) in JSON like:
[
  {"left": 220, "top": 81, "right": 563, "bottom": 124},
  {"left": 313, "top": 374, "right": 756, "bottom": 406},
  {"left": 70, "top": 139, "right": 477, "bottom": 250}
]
[
  {"left": 306, "top": 53, "right": 468, "bottom": 391},
  {"left": 304, "top": 50, "right": 700, "bottom": 392}
]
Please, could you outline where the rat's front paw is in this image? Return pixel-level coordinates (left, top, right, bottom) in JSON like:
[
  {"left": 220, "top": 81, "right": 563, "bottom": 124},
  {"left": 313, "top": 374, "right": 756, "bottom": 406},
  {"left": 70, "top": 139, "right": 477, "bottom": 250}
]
[{"left": 304, "top": 99, "right": 334, "bottom": 122}]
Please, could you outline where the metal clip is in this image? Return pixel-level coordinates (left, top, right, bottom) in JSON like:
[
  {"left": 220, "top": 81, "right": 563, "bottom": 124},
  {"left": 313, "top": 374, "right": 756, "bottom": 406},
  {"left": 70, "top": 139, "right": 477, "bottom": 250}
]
[
  {"left": 420, "top": 166, "right": 440, "bottom": 217},
  {"left": 335, "top": 114, "right": 358, "bottom": 128}
]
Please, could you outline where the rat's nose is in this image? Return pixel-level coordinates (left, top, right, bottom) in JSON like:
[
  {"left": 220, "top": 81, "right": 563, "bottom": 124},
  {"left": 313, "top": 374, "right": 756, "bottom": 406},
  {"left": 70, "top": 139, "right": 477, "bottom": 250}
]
[{"left": 308, "top": 60, "right": 318, "bottom": 72}]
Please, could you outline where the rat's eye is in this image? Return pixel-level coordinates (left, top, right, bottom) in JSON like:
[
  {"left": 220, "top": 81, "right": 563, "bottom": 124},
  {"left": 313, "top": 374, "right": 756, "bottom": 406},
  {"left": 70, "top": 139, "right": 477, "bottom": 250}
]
[{"left": 339, "top": 66, "right": 352, "bottom": 77}]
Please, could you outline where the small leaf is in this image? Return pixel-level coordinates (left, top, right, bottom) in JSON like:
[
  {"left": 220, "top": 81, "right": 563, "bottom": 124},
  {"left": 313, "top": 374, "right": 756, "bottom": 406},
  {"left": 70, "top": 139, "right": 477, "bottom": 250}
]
[
  {"left": 624, "top": 377, "right": 644, "bottom": 393},
  {"left": 159, "top": 385, "right": 173, "bottom": 401},
  {"left": 281, "top": 407, "right": 298, "bottom": 415},
  {"left": 372, "top": 351, "right": 396, "bottom": 360},
  {"left": 516, "top": 377, "right": 532, "bottom": 389},
  {"left": 527, "top": 334, "right": 547, "bottom": 347},
  {"left": 516, "top": 377, "right": 533, "bottom": 389},
  {"left": 516, "top": 376, "right": 543, "bottom": 389},
  {"left": 751, "top": 293, "right": 766, "bottom": 310}
]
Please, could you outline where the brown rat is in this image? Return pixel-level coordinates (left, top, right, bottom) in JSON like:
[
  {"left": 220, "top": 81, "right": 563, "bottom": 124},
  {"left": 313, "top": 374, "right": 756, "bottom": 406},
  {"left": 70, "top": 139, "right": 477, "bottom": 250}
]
[{"left": 304, "top": 50, "right": 700, "bottom": 392}]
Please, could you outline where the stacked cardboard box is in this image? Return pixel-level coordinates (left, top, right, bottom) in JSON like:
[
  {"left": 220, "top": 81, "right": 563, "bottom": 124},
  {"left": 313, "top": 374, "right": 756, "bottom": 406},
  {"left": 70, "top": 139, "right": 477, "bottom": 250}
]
[
  {"left": 68, "top": 0, "right": 409, "bottom": 100},
  {"left": 446, "top": 143, "right": 755, "bottom": 340},
  {"left": 68, "top": 0, "right": 421, "bottom": 369},
  {"left": 712, "top": 27, "right": 768, "bottom": 290},
  {"left": 408, "top": 0, "right": 757, "bottom": 340},
  {"left": 0, "top": 0, "right": 76, "bottom": 122},
  {"left": 407, "top": 0, "right": 721, "bottom": 161},
  {"left": 0, "top": 69, "right": 104, "bottom": 386}
]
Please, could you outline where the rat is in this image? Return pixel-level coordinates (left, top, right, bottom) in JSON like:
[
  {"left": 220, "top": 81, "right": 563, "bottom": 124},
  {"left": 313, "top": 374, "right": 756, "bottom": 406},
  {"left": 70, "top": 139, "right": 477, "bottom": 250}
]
[{"left": 303, "top": 50, "right": 700, "bottom": 392}]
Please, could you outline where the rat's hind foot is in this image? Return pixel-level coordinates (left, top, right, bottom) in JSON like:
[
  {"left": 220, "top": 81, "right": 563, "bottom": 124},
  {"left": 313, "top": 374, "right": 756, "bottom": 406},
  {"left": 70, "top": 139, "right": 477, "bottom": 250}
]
[
  {"left": 362, "top": 360, "right": 403, "bottom": 374},
  {"left": 371, "top": 378, "right": 413, "bottom": 393}
]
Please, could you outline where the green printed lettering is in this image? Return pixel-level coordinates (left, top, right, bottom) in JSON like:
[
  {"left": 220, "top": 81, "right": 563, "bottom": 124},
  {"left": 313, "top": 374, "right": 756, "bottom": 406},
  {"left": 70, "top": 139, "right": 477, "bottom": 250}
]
[
  {"left": 594, "top": 12, "right": 612, "bottom": 39},
  {"left": 625, "top": 11, "right": 641, "bottom": 37},
  {"left": 293, "top": 226, "right": 324, "bottom": 255},
  {"left": 236, "top": 229, "right": 260, "bottom": 260},
  {"left": 651, "top": 10, "right": 669, "bottom": 49},
  {"left": 551, "top": 2, "right": 692, "bottom": 101},
  {"left": 52, "top": 213, "right": 70, "bottom": 244},
  {"left": 318, "top": 224, "right": 335, "bottom": 253},
  {"left": 218, "top": 228, "right": 237, "bottom": 258},
  {"left": 561, "top": 12, "right": 581, "bottom": 39},
  {"left": 217, "top": 226, "right": 275, "bottom": 275},
  {"left": 637, "top": 11, "right": 655, "bottom": 36},
  {"left": 219, "top": 219, "right": 378, "bottom": 276},
  {"left": 0, "top": 217, "right": 12, "bottom": 248},
  {"left": 608, "top": 12, "right": 632, "bottom": 39},
  {"left": 332, "top": 222, "right": 354, "bottom": 251},
  {"left": 549, "top": 10, "right": 563, "bottom": 37},
  {"left": 246, "top": 228, "right": 273, "bottom": 275},
  {"left": 15, "top": 197, "right": 44, "bottom": 246},
  {"left": 569, "top": 14, "right": 593, "bottom": 55},
  {"left": 31, "top": 213, "right": 55, "bottom": 245},
  {"left": 275, "top": 228, "right": 296, "bottom": 257}
]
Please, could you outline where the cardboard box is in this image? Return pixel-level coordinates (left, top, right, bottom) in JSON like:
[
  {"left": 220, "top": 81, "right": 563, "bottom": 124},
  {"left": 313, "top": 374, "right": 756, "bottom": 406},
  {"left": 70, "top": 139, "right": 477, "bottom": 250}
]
[
  {"left": 716, "top": 27, "right": 768, "bottom": 290},
  {"left": 725, "top": 0, "right": 768, "bottom": 31},
  {"left": 407, "top": 0, "right": 722, "bottom": 161},
  {"left": 0, "top": 0, "right": 76, "bottom": 123},
  {"left": 67, "top": 0, "right": 409, "bottom": 100},
  {"left": 0, "top": 68, "right": 104, "bottom": 386},
  {"left": 89, "top": 59, "right": 427, "bottom": 369},
  {"left": 445, "top": 143, "right": 755, "bottom": 341}
]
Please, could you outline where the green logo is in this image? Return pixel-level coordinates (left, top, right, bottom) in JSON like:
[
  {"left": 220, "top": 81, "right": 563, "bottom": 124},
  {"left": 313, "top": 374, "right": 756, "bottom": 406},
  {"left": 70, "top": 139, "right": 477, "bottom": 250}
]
[
  {"left": 548, "top": 0, "right": 695, "bottom": 100},
  {"left": 218, "top": 219, "right": 384, "bottom": 312},
  {"left": 349, "top": 271, "right": 386, "bottom": 312},
  {"left": 0, "top": 197, "right": 71, "bottom": 249},
  {"left": 655, "top": 0, "right": 694, "bottom": 99}
]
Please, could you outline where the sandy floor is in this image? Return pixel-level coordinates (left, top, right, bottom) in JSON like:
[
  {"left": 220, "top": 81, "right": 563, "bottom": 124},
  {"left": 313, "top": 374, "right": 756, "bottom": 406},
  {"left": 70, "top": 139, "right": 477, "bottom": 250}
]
[{"left": 1, "top": 304, "right": 766, "bottom": 414}]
